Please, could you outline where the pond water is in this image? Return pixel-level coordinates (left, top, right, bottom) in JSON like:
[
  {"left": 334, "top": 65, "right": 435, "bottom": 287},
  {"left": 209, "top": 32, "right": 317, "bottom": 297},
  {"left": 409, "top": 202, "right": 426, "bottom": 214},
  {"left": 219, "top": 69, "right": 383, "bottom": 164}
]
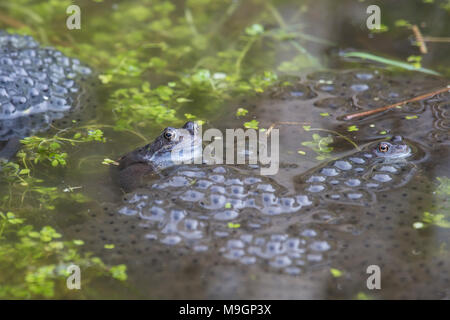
[{"left": 0, "top": 0, "right": 449, "bottom": 299}]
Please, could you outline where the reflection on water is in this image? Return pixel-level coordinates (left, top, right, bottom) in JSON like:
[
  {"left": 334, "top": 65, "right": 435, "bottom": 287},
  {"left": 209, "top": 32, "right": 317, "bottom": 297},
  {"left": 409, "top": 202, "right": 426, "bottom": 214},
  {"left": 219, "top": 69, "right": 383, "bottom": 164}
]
[
  {"left": 1, "top": 0, "right": 449, "bottom": 299},
  {"left": 65, "top": 67, "right": 449, "bottom": 299}
]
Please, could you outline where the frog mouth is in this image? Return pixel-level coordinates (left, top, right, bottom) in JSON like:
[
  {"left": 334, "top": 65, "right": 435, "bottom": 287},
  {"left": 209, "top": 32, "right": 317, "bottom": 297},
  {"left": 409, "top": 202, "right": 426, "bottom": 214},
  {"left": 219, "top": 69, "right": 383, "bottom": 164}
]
[{"left": 393, "top": 145, "right": 412, "bottom": 158}]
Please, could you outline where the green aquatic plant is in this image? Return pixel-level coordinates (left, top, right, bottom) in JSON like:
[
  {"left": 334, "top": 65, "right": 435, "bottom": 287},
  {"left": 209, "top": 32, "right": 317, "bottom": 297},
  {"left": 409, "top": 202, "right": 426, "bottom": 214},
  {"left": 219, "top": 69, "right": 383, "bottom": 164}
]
[
  {"left": 301, "top": 133, "right": 334, "bottom": 161},
  {"left": 0, "top": 212, "right": 127, "bottom": 299},
  {"left": 18, "top": 128, "right": 106, "bottom": 168},
  {"left": 109, "top": 82, "right": 179, "bottom": 131},
  {"left": 0, "top": 164, "right": 88, "bottom": 211},
  {"left": 236, "top": 108, "right": 249, "bottom": 117},
  {"left": 2, "top": 0, "right": 318, "bottom": 134},
  {"left": 414, "top": 177, "right": 450, "bottom": 229}
]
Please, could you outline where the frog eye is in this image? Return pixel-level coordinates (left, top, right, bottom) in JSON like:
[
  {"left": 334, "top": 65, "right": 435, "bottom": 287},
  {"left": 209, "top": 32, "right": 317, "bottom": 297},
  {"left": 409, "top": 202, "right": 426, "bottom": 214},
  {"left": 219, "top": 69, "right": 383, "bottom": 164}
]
[
  {"left": 163, "top": 129, "right": 176, "bottom": 141},
  {"left": 378, "top": 143, "right": 389, "bottom": 153}
]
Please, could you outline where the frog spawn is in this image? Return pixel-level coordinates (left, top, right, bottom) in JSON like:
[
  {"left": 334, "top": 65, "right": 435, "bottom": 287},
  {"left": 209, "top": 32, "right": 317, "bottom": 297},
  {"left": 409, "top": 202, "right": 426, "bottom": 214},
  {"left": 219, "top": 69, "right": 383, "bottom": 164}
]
[
  {"left": 116, "top": 165, "right": 313, "bottom": 251},
  {"left": 268, "top": 69, "right": 447, "bottom": 121},
  {"left": 118, "top": 194, "right": 209, "bottom": 249},
  {"left": 149, "top": 165, "right": 312, "bottom": 217},
  {"left": 219, "top": 226, "right": 334, "bottom": 275},
  {"left": 115, "top": 182, "right": 336, "bottom": 276},
  {"left": 0, "top": 32, "right": 92, "bottom": 140},
  {"left": 111, "top": 142, "right": 418, "bottom": 275},
  {"left": 295, "top": 151, "right": 416, "bottom": 205},
  {"left": 429, "top": 95, "right": 450, "bottom": 145}
]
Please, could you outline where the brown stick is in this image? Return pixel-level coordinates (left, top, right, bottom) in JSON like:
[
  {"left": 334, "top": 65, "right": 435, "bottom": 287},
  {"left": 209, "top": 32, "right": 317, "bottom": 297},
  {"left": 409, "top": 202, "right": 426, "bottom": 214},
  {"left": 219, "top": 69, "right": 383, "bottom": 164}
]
[
  {"left": 411, "top": 25, "right": 428, "bottom": 54},
  {"left": 342, "top": 86, "right": 449, "bottom": 121}
]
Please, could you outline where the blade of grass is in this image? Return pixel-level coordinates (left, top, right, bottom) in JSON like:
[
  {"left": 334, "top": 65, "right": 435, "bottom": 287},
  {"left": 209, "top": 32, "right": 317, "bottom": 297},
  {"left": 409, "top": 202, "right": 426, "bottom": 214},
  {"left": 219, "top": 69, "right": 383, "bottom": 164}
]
[{"left": 342, "top": 52, "right": 440, "bottom": 76}]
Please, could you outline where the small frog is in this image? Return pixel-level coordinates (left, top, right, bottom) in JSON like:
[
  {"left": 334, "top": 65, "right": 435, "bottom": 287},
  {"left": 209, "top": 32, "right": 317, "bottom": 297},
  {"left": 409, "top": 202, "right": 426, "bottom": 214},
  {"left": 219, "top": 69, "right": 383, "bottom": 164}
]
[{"left": 114, "top": 121, "right": 202, "bottom": 191}]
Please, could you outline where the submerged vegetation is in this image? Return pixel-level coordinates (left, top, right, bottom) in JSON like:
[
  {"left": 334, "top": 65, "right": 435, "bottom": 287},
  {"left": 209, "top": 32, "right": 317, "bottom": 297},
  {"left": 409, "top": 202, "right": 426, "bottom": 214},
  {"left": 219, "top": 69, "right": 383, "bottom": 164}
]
[
  {"left": 414, "top": 177, "right": 450, "bottom": 229},
  {"left": 0, "top": 211, "right": 127, "bottom": 298}
]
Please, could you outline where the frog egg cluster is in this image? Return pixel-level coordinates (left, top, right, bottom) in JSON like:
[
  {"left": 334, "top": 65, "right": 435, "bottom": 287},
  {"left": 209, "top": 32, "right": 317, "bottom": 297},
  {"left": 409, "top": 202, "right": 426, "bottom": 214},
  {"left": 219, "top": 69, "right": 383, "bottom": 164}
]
[
  {"left": 118, "top": 193, "right": 209, "bottom": 249},
  {"left": 152, "top": 165, "right": 312, "bottom": 217},
  {"left": 117, "top": 165, "right": 312, "bottom": 248},
  {"left": 269, "top": 70, "right": 384, "bottom": 102},
  {"left": 298, "top": 151, "right": 414, "bottom": 205},
  {"left": 429, "top": 98, "right": 450, "bottom": 145},
  {"left": 0, "top": 32, "right": 91, "bottom": 139},
  {"left": 219, "top": 226, "right": 333, "bottom": 275},
  {"left": 308, "top": 70, "right": 375, "bottom": 97}
]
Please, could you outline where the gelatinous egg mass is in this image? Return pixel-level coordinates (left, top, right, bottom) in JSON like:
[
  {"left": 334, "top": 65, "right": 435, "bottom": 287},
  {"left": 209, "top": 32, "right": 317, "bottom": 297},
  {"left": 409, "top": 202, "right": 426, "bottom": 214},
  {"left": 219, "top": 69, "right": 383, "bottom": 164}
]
[{"left": 0, "top": 32, "right": 92, "bottom": 140}]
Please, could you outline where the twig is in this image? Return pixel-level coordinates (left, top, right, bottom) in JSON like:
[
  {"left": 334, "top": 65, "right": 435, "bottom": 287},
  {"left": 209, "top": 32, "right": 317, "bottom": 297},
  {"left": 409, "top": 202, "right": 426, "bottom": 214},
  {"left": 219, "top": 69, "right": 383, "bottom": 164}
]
[
  {"left": 423, "top": 36, "right": 450, "bottom": 43},
  {"left": 411, "top": 25, "right": 428, "bottom": 54},
  {"left": 342, "top": 86, "right": 450, "bottom": 121}
]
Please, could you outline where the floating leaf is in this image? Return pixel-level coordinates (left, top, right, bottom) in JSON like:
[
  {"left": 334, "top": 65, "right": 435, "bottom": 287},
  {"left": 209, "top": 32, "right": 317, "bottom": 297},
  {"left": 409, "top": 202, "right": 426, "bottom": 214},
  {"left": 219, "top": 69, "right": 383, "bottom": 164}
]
[
  {"left": 236, "top": 108, "right": 249, "bottom": 117},
  {"left": 330, "top": 268, "right": 343, "bottom": 277},
  {"left": 244, "top": 120, "right": 259, "bottom": 129},
  {"left": 110, "top": 265, "right": 127, "bottom": 281},
  {"left": 227, "top": 222, "right": 241, "bottom": 229}
]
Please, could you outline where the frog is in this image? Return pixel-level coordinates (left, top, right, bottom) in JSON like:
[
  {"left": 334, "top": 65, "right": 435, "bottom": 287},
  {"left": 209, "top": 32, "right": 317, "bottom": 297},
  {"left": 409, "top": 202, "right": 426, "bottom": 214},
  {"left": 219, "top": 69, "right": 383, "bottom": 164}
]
[
  {"left": 113, "top": 121, "right": 202, "bottom": 192},
  {"left": 293, "top": 135, "right": 416, "bottom": 205}
]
